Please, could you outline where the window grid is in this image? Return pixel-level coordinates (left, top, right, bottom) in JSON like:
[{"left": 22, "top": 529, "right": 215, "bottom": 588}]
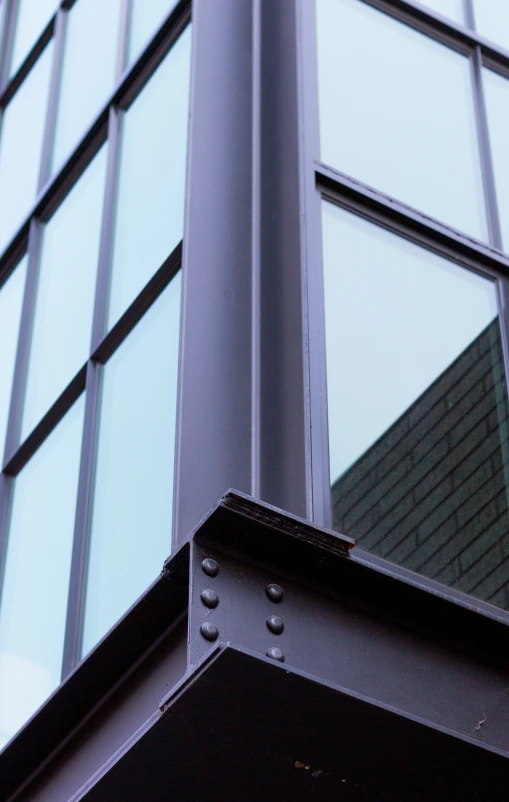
[
  {"left": 0, "top": 0, "right": 190, "bottom": 681},
  {"left": 310, "top": 0, "right": 509, "bottom": 613}
]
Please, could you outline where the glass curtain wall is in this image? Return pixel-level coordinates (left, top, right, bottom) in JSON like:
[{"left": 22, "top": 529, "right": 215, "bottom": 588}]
[
  {"left": 0, "top": 0, "right": 191, "bottom": 750},
  {"left": 316, "top": 0, "right": 509, "bottom": 611}
]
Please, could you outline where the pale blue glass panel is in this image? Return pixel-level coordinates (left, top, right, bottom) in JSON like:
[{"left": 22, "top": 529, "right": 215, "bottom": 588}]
[
  {"left": 419, "top": 0, "right": 464, "bottom": 23},
  {"left": 0, "top": 397, "right": 84, "bottom": 750},
  {"left": 483, "top": 68, "right": 509, "bottom": 251},
  {"left": 316, "top": 0, "right": 486, "bottom": 239},
  {"left": 0, "top": 258, "right": 27, "bottom": 458},
  {"left": 82, "top": 275, "right": 181, "bottom": 656},
  {"left": 322, "top": 202, "right": 497, "bottom": 482},
  {"left": 473, "top": 0, "right": 509, "bottom": 50},
  {"left": 52, "top": 0, "right": 122, "bottom": 173},
  {"left": 322, "top": 201, "right": 509, "bottom": 610},
  {"left": 128, "top": 0, "right": 178, "bottom": 65},
  {"left": 22, "top": 147, "right": 107, "bottom": 439},
  {"left": 108, "top": 28, "right": 190, "bottom": 328},
  {"left": 10, "top": 0, "right": 59, "bottom": 76},
  {"left": 0, "top": 44, "right": 53, "bottom": 256}
]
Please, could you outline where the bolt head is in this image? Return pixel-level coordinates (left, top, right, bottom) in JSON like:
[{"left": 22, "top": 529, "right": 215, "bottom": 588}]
[
  {"left": 266, "top": 647, "right": 285, "bottom": 663},
  {"left": 200, "top": 589, "right": 219, "bottom": 608},
  {"left": 200, "top": 622, "right": 219, "bottom": 641},
  {"left": 201, "top": 558, "right": 219, "bottom": 577},
  {"left": 266, "top": 583, "right": 284, "bottom": 603},
  {"left": 266, "top": 615, "right": 284, "bottom": 635}
]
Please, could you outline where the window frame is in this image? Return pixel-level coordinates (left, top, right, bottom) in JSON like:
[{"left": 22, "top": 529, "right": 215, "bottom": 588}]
[
  {"left": 0, "top": 0, "right": 191, "bottom": 689},
  {"left": 304, "top": 0, "right": 509, "bottom": 621}
]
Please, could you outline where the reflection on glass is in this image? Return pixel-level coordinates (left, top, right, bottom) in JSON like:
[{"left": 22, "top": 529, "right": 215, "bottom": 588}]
[
  {"left": 10, "top": 0, "right": 58, "bottom": 76},
  {"left": 22, "top": 148, "right": 107, "bottom": 440},
  {"left": 0, "top": 258, "right": 27, "bottom": 459},
  {"left": 316, "top": 0, "right": 486, "bottom": 239},
  {"left": 483, "top": 68, "right": 509, "bottom": 252},
  {"left": 0, "top": 397, "right": 84, "bottom": 750},
  {"left": 323, "top": 201, "right": 509, "bottom": 611},
  {"left": 419, "top": 0, "right": 464, "bottom": 24},
  {"left": 0, "top": 44, "right": 53, "bottom": 256},
  {"left": 82, "top": 275, "right": 181, "bottom": 656},
  {"left": 108, "top": 27, "right": 190, "bottom": 328},
  {"left": 52, "top": 0, "right": 121, "bottom": 173},
  {"left": 128, "top": 0, "right": 178, "bottom": 64},
  {"left": 473, "top": 0, "right": 509, "bottom": 51}
]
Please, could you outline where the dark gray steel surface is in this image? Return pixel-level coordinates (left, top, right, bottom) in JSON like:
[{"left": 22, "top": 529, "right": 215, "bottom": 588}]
[{"left": 71, "top": 646, "right": 509, "bottom": 802}]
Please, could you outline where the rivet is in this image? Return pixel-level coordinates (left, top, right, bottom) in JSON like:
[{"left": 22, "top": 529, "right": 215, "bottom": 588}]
[
  {"left": 266, "top": 583, "right": 284, "bottom": 603},
  {"left": 201, "top": 558, "right": 219, "bottom": 577},
  {"left": 200, "top": 589, "right": 219, "bottom": 608},
  {"left": 266, "top": 615, "right": 284, "bottom": 635},
  {"left": 200, "top": 622, "right": 219, "bottom": 641},
  {"left": 266, "top": 647, "right": 285, "bottom": 663}
]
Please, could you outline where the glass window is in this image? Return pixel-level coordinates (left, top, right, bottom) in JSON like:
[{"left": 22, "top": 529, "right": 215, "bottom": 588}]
[
  {"left": 9, "top": 0, "right": 59, "bottom": 77},
  {"left": 0, "top": 258, "right": 27, "bottom": 459},
  {"left": 0, "top": 43, "right": 53, "bottom": 256},
  {"left": 22, "top": 147, "right": 107, "bottom": 440},
  {"left": 483, "top": 68, "right": 509, "bottom": 252},
  {"left": 81, "top": 274, "right": 181, "bottom": 656},
  {"left": 0, "top": 396, "right": 84, "bottom": 750},
  {"left": 316, "top": 0, "right": 486, "bottom": 239},
  {"left": 323, "top": 201, "right": 509, "bottom": 611},
  {"left": 473, "top": 0, "right": 509, "bottom": 51},
  {"left": 108, "top": 27, "right": 191, "bottom": 328},
  {"left": 419, "top": 0, "right": 464, "bottom": 24},
  {"left": 128, "top": 0, "right": 178, "bottom": 65},
  {"left": 52, "top": 0, "right": 122, "bottom": 173}
]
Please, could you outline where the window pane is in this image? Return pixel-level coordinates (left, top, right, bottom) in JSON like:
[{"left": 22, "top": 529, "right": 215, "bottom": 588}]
[
  {"left": 82, "top": 275, "right": 181, "bottom": 655},
  {"left": 323, "top": 201, "right": 509, "bottom": 611},
  {"left": 0, "top": 44, "right": 53, "bottom": 256},
  {"left": 128, "top": 0, "right": 178, "bottom": 65},
  {"left": 22, "top": 148, "right": 107, "bottom": 440},
  {"left": 108, "top": 28, "right": 191, "bottom": 328},
  {"left": 10, "top": 0, "right": 58, "bottom": 76},
  {"left": 0, "top": 258, "right": 27, "bottom": 458},
  {"left": 419, "top": 0, "right": 464, "bottom": 24},
  {"left": 0, "top": 397, "right": 84, "bottom": 749},
  {"left": 52, "top": 0, "right": 122, "bottom": 173},
  {"left": 316, "top": 0, "right": 486, "bottom": 239},
  {"left": 473, "top": 0, "right": 509, "bottom": 51},
  {"left": 483, "top": 68, "right": 509, "bottom": 252}
]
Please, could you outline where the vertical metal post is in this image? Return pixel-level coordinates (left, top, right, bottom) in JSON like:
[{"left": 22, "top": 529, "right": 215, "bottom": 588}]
[
  {"left": 174, "top": 0, "right": 314, "bottom": 546},
  {"left": 173, "top": 0, "right": 255, "bottom": 544},
  {"left": 256, "top": 0, "right": 310, "bottom": 519}
]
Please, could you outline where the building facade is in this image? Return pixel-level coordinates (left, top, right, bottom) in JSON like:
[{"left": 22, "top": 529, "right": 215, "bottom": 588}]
[{"left": 1, "top": 0, "right": 509, "bottom": 798}]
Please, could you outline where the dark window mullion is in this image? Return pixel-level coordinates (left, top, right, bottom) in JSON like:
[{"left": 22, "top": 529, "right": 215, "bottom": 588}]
[
  {"left": 61, "top": 104, "right": 123, "bottom": 675},
  {"left": 0, "top": 219, "right": 43, "bottom": 614},
  {"left": 37, "top": 5, "right": 67, "bottom": 192},
  {"left": 116, "top": 0, "right": 133, "bottom": 83},
  {"left": 0, "top": 0, "right": 19, "bottom": 91},
  {"left": 470, "top": 44, "right": 503, "bottom": 250},
  {"left": 463, "top": 0, "right": 474, "bottom": 29},
  {"left": 61, "top": 360, "right": 102, "bottom": 676},
  {"left": 3, "top": 219, "right": 43, "bottom": 466},
  {"left": 0, "top": 475, "right": 14, "bottom": 621}
]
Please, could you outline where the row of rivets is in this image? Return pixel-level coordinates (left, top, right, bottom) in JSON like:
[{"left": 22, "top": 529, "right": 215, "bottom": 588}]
[
  {"left": 199, "top": 559, "right": 287, "bottom": 661},
  {"left": 266, "top": 582, "right": 285, "bottom": 662},
  {"left": 200, "top": 559, "right": 220, "bottom": 640}
]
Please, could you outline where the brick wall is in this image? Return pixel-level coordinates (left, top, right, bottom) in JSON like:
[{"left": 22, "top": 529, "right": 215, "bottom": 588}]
[{"left": 331, "top": 319, "right": 509, "bottom": 610}]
